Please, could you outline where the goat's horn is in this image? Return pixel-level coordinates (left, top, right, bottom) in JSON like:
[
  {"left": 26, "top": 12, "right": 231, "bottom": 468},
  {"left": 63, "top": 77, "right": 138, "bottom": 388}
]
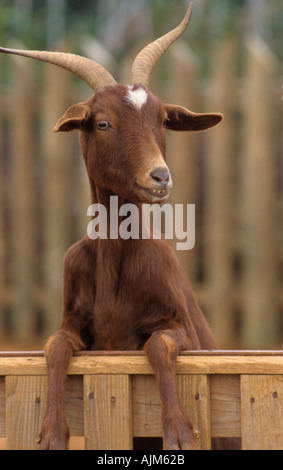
[
  {"left": 0, "top": 47, "right": 117, "bottom": 93},
  {"left": 132, "top": 2, "right": 193, "bottom": 87}
]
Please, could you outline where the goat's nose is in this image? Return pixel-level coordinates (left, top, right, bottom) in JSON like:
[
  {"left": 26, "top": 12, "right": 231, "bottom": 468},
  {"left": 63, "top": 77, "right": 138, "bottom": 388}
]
[{"left": 150, "top": 167, "right": 170, "bottom": 187}]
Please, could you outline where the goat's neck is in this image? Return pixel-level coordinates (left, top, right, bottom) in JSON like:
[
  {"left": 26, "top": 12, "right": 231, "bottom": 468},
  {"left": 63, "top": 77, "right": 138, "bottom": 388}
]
[
  {"left": 89, "top": 183, "right": 144, "bottom": 298},
  {"left": 92, "top": 181, "right": 145, "bottom": 256}
]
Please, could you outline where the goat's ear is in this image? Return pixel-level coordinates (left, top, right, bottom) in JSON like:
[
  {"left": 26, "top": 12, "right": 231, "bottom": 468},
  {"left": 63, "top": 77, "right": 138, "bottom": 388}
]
[
  {"left": 53, "top": 102, "right": 91, "bottom": 132},
  {"left": 164, "top": 104, "right": 223, "bottom": 132}
]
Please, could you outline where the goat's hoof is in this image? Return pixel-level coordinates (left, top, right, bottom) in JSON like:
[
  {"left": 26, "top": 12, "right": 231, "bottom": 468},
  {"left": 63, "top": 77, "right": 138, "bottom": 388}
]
[
  {"left": 38, "top": 412, "right": 70, "bottom": 450},
  {"left": 38, "top": 426, "right": 69, "bottom": 450},
  {"left": 163, "top": 438, "right": 198, "bottom": 451},
  {"left": 37, "top": 434, "right": 69, "bottom": 450},
  {"left": 163, "top": 414, "right": 199, "bottom": 450}
]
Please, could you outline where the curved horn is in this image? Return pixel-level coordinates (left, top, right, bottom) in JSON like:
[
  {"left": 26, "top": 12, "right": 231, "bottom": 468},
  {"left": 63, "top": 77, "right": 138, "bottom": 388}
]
[
  {"left": 0, "top": 47, "right": 117, "bottom": 93},
  {"left": 132, "top": 2, "right": 193, "bottom": 87}
]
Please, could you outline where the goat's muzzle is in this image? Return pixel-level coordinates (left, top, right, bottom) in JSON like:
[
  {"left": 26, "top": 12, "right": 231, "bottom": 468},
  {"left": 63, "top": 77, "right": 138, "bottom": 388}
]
[{"left": 137, "top": 166, "right": 172, "bottom": 203}]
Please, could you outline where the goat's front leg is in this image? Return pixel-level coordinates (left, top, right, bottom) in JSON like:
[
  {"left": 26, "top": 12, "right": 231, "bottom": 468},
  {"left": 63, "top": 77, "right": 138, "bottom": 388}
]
[
  {"left": 38, "top": 329, "right": 84, "bottom": 450},
  {"left": 145, "top": 323, "right": 199, "bottom": 450}
]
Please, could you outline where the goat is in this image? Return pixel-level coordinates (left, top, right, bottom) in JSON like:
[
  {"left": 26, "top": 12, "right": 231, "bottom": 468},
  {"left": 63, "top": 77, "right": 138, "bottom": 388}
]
[{"left": 1, "top": 4, "right": 224, "bottom": 450}]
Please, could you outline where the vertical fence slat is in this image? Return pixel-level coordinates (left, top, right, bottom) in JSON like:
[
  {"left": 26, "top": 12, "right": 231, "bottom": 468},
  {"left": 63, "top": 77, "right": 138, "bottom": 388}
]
[
  {"left": 0, "top": 377, "right": 5, "bottom": 438},
  {"left": 204, "top": 39, "right": 237, "bottom": 348},
  {"left": 167, "top": 42, "right": 200, "bottom": 281},
  {"left": 42, "top": 62, "right": 73, "bottom": 337},
  {"left": 132, "top": 374, "right": 162, "bottom": 437},
  {"left": 0, "top": 56, "right": 5, "bottom": 342},
  {"left": 241, "top": 36, "right": 280, "bottom": 348},
  {"left": 241, "top": 375, "right": 283, "bottom": 450},
  {"left": 210, "top": 375, "right": 241, "bottom": 438},
  {"left": 8, "top": 58, "right": 37, "bottom": 342},
  {"left": 6, "top": 375, "right": 47, "bottom": 449},
  {"left": 84, "top": 374, "right": 133, "bottom": 450},
  {"left": 177, "top": 374, "right": 211, "bottom": 450}
]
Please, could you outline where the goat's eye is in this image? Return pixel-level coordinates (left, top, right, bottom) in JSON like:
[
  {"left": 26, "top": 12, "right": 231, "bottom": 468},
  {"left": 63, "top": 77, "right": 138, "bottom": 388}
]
[{"left": 97, "top": 120, "right": 109, "bottom": 130}]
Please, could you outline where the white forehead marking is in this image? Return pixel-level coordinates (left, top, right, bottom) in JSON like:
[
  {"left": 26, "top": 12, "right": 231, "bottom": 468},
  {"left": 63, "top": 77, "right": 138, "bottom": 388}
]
[{"left": 126, "top": 86, "right": 148, "bottom": 110}]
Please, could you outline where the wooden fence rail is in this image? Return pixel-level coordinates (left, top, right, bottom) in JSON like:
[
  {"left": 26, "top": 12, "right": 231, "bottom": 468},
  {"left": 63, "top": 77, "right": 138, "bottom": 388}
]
[{"left": 1, "top": 351, "right": 283, "bottom": 450}]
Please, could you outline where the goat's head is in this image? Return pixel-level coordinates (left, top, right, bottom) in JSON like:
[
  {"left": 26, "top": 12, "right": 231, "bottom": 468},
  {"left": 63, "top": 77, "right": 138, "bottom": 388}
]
[{"left": 0, "top": 3, "right": 222, "bottom": 204}]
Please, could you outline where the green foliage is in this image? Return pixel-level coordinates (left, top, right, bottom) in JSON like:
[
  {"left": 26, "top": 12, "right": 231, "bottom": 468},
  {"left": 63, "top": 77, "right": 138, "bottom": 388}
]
[{"left": 0, "top": 0, "right": 281, "bottom": 60}]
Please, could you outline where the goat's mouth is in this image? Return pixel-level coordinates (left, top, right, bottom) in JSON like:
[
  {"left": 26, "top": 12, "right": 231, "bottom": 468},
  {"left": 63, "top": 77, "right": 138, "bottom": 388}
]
[{"left": 136, "top": 184, "right": 170, "bottom": 202}]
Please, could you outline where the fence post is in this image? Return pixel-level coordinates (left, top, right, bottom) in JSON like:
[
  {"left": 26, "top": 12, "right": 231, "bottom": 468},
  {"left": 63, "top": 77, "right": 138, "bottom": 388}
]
[
  {"left": 204, "top": 38, "right": 237, "bottom": 348},
  {"left": 166, "top": 41, "right": 201, "bottom": 282},
  {"left": 8, "top": 57, "right": 37, "bottom": 342},
  {"left": 41, "top": 59, "right": 73, "bottom": 337},
  {"left": 241, "top": 36, "right": 280, "bottom": 348}
]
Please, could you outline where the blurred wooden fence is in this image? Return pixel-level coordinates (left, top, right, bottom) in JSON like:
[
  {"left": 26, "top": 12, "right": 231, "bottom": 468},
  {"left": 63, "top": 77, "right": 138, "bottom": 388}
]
[{"left": 0, "top": 35, "right": 282, "bottom": 349}]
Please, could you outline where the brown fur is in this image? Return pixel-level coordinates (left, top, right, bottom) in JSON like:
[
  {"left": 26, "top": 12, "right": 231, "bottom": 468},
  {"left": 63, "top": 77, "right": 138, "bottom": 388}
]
[{"left": 38, "top": 83, "right": 223, "bottom": 450}]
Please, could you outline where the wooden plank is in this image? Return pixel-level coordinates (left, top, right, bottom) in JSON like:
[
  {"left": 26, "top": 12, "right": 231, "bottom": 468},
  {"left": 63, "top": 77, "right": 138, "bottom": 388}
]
[
  {"left": 0, "top": 356, "right": 48, "bottom": 375},
  {"left": 132, "top": 375, "right": 162, "bottom": 437},
  {"left": 66, "top": 375, "right": 84, "bottom": 436},
  {"left": 41, "top": 61, "right": 73, "bottom": 337},
  {"left": 5, "top": 375, "right": 47, "bottom": 450},
  {"left": 0, "top": 54, "right": 5, "bottom": 343},
  {"left": 177, "top": 374, "right": 211, "bottom": 450},
  {"left": 210, "top": 375, "right": 241, "bottom": 438},
  {"left": 241, "top": 36, "right": 280, "bottom": 348},
  {"left": 1, "top": 354, "right": 283, "bottom": 376},
  {"left": 84, "top": 374, "right": 132, "bottom": 450},
  {"left": 8, "top": 57, "right": 37, "bottom": 342},
  {"left": 241, "top": 375, "right": 283, "bottom": 450},
  {"left": 0, "top": 377, "right": 5, "bottom": 437},
  {"left": 68, "top": 355, "right": 283, "bottom": 376},
  {"left": 167, "top": 42, "right": 200, "bottom": 281},
  {"left": 204, "top": 38, "right": 237, "bottom": 348},
  {"left": 2, "top": 350, "right": 283, "bottom": 357}
]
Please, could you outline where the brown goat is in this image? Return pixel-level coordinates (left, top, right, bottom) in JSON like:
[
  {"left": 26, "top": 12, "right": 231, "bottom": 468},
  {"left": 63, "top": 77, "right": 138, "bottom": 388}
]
[{"left": 1, "top": 4, "right": 224, "bottom": 450}]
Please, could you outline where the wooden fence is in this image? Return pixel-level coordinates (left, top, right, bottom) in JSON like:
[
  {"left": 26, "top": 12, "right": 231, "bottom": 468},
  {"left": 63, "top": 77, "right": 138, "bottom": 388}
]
[
  {"left": 1, "top": 351, "right": 283, "bottom": 450},
  {"left": 0, "top": 35, "right": 282, "bottom": 349}
]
